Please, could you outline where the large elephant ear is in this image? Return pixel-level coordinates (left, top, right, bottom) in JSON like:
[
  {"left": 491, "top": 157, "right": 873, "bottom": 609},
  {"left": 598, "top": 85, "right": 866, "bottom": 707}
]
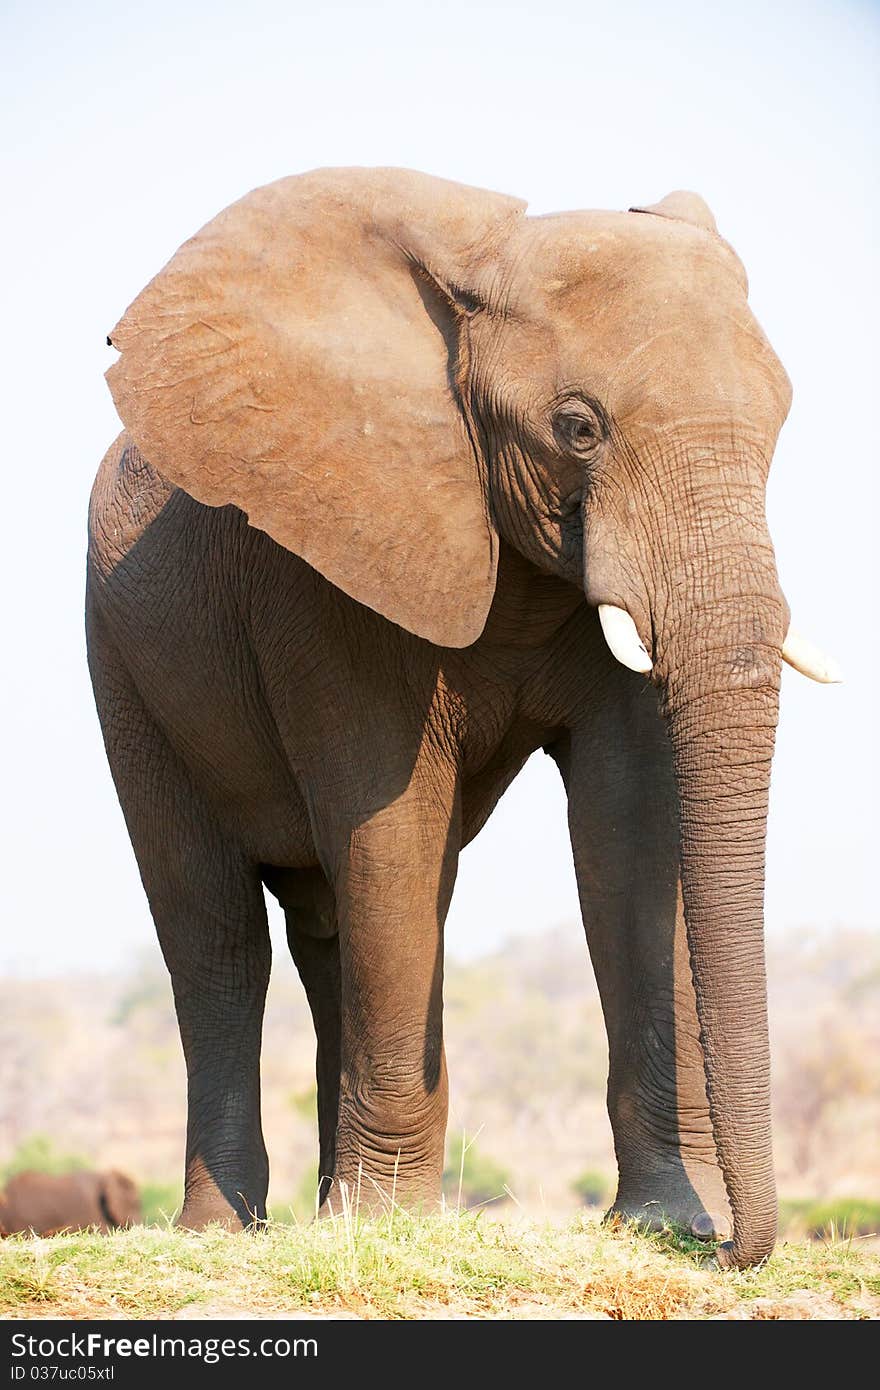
[{"left": 107, "top": 167, "right": 526, "bottom": 647}]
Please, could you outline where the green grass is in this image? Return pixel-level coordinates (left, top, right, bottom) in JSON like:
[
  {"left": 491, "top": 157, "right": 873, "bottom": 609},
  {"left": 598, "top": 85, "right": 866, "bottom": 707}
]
[{"left": 1, "top": 1210, "right": 877, "bottom": 1320}]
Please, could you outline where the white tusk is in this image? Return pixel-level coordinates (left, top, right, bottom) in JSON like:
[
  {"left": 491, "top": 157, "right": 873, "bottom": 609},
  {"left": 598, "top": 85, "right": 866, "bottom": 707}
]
[
  {"left": 598, "top": 604, "right": 653, "bottom": 674},
  {"left": 782, "top": 627, "right": 843, "bottom": 684}
]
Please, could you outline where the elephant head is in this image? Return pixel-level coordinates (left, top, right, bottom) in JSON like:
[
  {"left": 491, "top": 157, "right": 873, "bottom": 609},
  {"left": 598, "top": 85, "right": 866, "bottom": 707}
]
[
  {"left": 97, "top": 1169, "right": 142, "bottom": 1229},
  {"left": 106, "top": 167, "right": 838, "bottom": 1266}
]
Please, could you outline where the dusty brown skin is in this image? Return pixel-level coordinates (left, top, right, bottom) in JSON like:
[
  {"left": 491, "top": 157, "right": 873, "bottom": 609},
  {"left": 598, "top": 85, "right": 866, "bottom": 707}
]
[
  {"left": 0, "top": 1170, "right": 141, "bottom": 1236},
  {"left": 89, "top": 169, "right": 799, "bottom": 1267}
]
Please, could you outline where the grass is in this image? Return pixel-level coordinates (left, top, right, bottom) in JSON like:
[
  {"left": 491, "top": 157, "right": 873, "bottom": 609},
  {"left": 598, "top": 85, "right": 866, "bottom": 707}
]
[{"left": 1, "top": 1208, "right": 877, "bottom": 1321}]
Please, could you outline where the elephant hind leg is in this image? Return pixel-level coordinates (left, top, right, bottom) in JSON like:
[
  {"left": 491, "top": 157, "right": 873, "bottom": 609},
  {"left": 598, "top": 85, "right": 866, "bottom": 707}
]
[
  {"left": 89, "top": 610, "right": 272, "bottom": 1230},
  {"left": 264, "top": 866, "right": 342, "bottom": 1209}
]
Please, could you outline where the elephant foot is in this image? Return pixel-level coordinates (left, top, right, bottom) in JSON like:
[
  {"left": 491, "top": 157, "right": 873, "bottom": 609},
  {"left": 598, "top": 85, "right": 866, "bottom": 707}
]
[
  {"left": 607, "top": 1198, "right": 729, "bottom": 1242},
  {"left": 608, "top": 1163, "right": 731, "bottom": 1243},
  {"left": 176, "top": 1159, "right": 267, "bottom": 1231},
  {"left": 177, "top": 1199, "right": 248, "bottom": 1232}
]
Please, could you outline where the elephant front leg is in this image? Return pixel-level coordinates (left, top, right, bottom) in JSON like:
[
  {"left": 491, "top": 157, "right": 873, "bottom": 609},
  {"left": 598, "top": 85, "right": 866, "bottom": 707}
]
[
  {"left": 553, "top": 677, "right": 731, "bottom": 1241},
  {"left": 324, "top": 766, "right": 460, "bottom": 1212}
]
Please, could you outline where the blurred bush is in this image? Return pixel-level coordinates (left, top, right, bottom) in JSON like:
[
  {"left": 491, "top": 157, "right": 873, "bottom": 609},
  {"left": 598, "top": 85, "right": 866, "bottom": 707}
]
[
  {"left": 1, "top": 1134, "right": 88, "bottom": 1182},
  {"left": 139, "top": 1182, "right": 182, "bottom": 1225},
  {"left": 442, "top": 1135, "right": 511, "bottom": 1208},
  {"left": 571, "top": 1169, "right": 613, "bottom": 1208},
  {"left": 287, "top": 1086, "right": 318, "bottom": 1121},
  {"left": 779, "top": 1197, "right": 880, "bottom": 1240},
  {"left": 269, "top": 1165, "right": 322, "bottom": 1224}
]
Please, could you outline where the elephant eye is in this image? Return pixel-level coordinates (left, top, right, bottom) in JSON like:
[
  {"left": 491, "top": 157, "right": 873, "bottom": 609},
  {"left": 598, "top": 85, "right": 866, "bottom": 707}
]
[{"left": 553, "top": 402, "right": 606, "bottom": 459}]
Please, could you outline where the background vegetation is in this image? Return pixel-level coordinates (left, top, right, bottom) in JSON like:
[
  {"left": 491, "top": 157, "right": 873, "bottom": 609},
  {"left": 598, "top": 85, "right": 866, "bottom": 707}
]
[
  {"left": 2, "top": 928, "right": 877, "bottom": 1318},
  {"left": 2, "top": 929, "right": 877, "bottom": 1221}
]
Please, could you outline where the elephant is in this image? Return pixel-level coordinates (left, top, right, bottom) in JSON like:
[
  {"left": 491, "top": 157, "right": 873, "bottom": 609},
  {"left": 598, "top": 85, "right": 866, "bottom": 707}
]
[
  {"left": 0, "top": 1170, "right": 141, "bottom": 1236},
  {"left": 86, "top": 167, "right": 838, "bottom": 1269}
]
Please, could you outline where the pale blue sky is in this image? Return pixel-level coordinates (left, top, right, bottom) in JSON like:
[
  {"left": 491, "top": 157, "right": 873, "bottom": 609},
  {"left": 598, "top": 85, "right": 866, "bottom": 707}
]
[{"left": 2, "top": 0, "right": 877, "bottom": 972}]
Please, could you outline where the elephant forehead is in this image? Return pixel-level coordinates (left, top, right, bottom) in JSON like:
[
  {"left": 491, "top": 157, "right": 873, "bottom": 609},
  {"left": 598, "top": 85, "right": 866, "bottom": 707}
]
[
  {"left": 512, "top": 209, "right": 748, "bottom": 299},
  {"left": 564, "top": 304, "right": 788, "bottom": 427},
  {"left": 496, "top": 217, "right": 789, "bottom": 428}
]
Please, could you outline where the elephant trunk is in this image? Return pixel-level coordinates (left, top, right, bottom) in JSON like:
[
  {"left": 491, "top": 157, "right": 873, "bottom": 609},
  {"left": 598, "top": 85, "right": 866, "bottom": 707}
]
[
  {"left": 583, "top": 429, "right": 795, "bottom": 1264},
  {"left": 661, "top": 610, "right": 783, "bottom": 1267}
]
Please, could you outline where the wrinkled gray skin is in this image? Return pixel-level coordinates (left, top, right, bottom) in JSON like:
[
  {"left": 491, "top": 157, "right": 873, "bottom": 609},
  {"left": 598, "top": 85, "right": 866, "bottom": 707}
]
[
  {"left": 0, "top": 1171, "right": 141, "bottom": 1236},
  {"left": 88, "top": 169, "right": 807, "bottom": 1267}
]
